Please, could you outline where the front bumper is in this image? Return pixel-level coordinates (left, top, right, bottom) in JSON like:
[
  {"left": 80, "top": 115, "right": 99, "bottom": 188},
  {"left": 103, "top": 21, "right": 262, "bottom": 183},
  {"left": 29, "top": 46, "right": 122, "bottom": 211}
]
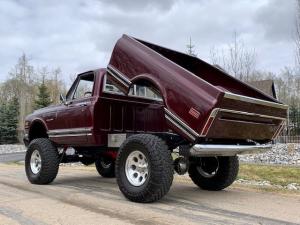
[
  {"left": 23, "top": 134, "right": 29, "bottom": 147},
  {"left": 189, "top": 144, "right": 272, "bottom": 157}
]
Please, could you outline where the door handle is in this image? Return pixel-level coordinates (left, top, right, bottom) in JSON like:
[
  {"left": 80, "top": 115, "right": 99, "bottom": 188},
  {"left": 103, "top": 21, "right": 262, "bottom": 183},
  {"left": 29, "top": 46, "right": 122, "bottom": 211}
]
[{"left": 79, "top": 103, "right": 87, "bottom": 107}]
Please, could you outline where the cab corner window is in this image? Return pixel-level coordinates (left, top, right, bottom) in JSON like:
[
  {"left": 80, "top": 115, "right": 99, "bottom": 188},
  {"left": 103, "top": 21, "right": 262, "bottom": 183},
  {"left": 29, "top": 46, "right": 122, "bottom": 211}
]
[
  {"left": 103, "top": 74, "right": 162, "bottom": 101},
  {"left": 73, "top": 73, "right": 94, "bottom": 100},
  {"left": 103, "top": 74, "right": 125, "bottom": 95},
  {"left": 129, "top": 84, "right": 162, "bottom": 101}
]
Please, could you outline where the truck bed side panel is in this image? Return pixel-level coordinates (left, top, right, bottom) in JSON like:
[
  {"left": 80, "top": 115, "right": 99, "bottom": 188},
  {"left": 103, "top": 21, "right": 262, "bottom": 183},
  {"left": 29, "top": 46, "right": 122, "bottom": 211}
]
[{"left": 108, "top": 35, "right": 222, "bottom": 141}]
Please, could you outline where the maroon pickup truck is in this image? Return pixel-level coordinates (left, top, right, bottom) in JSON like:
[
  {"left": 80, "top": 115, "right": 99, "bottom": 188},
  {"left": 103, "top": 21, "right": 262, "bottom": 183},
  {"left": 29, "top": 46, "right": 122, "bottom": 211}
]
[{"left": 24, "top": 35, "right": 287, "bottom": 203}]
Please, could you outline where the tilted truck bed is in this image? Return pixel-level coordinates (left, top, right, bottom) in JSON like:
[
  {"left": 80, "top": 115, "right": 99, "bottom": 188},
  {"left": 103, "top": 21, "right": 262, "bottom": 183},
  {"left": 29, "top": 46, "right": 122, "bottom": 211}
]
[{"left": 107, "top": 34, "right": 287, "bottom": 143}]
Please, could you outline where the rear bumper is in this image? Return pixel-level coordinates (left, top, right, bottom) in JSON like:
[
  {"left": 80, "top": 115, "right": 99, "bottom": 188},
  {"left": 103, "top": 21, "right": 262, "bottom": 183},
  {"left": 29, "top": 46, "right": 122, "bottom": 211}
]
[{"left": 190, "top": 144, "right": 272, "bottom": 157}]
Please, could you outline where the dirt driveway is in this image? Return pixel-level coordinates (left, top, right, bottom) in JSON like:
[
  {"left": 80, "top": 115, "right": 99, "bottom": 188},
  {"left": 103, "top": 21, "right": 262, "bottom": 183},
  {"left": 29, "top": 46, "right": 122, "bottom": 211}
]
[{"left": 0, "top": 164, "right": 299, "bottom": 225}]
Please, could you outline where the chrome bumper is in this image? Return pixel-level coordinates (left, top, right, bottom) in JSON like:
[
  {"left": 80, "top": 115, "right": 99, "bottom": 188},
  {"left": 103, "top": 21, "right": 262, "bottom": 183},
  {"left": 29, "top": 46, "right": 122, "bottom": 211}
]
[{"left": 189, "top": 144, "right": 272, "bottom": 157}]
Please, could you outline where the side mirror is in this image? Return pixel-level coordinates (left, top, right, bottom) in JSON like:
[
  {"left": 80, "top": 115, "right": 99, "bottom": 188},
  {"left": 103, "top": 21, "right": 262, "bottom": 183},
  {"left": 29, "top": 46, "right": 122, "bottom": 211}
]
[{"left": 60, "top": 94, "right": 66, "bottom": 104}]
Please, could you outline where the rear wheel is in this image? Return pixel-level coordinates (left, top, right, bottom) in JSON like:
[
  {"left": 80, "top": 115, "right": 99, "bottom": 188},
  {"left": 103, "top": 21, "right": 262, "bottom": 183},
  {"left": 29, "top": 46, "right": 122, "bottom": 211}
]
[
  {"left": 95, "top": 157, "right": 115, "bottom": 178},
  {"left": 80, "top": 157, "right": 95, "bottom": 166},
  {"left": 188, "top": 156, "right": 239, "bottom": 191},
  {"left": 116, "top": 134, "right": 173, "bottom": 203},
  {"left": 25, "top": 138, "right": 60, "bottom": 184}
]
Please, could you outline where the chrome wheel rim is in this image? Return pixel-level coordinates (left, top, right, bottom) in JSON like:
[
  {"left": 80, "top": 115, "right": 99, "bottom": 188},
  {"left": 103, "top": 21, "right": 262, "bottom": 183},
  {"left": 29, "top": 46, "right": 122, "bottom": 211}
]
[
  {"left": 30, "top": 150, "right": 42, "bottom": 174},
  {"left": 196, "top": 157, "right": 219, "bottom": 178},
  {"left": 125, "top": 150, "right": 149, "bottom": 186}
]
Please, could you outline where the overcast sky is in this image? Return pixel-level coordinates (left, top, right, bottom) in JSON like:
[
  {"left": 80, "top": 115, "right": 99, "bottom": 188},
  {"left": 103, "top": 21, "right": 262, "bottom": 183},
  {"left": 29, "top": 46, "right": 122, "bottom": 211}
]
[{"left": 0, "top": 0, "right": 297, "bottom": 82}]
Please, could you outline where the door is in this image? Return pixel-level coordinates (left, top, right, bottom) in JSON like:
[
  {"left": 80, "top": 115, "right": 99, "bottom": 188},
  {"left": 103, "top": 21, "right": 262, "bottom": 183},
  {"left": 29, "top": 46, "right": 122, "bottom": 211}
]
[{"left": 54, "top": 72, "right": 95, "bottom": 144}]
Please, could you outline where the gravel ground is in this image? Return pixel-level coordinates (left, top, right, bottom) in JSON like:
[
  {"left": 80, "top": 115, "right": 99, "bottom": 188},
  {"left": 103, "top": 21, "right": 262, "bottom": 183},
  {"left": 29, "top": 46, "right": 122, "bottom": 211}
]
[
  {"left": 235, "top": 179, "right": 300, "bottom": 191},
  {"left": 239, "top": 143, "right": 300, "bottom": 165},
  {"left": 0, "top": 145, "right": 26, "bottom": 154}
]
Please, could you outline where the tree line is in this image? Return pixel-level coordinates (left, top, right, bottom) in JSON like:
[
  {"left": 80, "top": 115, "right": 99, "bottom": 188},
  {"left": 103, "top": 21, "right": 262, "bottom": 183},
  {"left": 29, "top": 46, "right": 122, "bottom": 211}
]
[{"left": 0, "top": 54, "right": 66, "bottom": 143}]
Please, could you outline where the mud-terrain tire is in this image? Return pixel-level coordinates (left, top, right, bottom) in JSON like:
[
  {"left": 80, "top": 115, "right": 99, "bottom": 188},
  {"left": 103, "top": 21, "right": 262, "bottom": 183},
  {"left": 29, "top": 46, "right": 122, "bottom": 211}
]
[
  {"left": 116, "top": 134, "right": 173, "bottom": 203},
  {"left": 25, "top": 138, "right": 60, "bottom": 184},
  {"left": 95, "top": 157, "right": 115, "bottom": 178},
  {"left": 188, "top": 156, "right": 239, "bottom": 191}
]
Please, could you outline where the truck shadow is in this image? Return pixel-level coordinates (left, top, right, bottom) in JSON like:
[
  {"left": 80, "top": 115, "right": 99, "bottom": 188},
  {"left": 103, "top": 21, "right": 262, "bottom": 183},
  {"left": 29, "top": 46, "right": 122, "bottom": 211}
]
[
  {"left": 52, "top": 175, "right": 296, "bottom": 225},
  {"left": 54, "top": 174, "right": 239, "bottom": 202}
]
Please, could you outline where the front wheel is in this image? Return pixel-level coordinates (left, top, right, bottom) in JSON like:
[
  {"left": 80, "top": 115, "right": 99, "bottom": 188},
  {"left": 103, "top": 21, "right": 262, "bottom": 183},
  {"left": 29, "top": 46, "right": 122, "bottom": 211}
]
[
  {"left": 116, "top": 134, "right": 173, "bottom": 203},
  {"left": 188, "top": 156, "right": 239, "bottom": 191},
  {"left": 25, "top": 138, "right": 60, "bottom": 184}
]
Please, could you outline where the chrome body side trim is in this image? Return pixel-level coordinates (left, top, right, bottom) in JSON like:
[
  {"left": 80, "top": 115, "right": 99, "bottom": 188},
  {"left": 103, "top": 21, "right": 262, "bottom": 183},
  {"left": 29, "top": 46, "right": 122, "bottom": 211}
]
[
  {"left": 190, "top": 144, "right": 272, "bottom": 157},
  {"left": 218, "top": 108, "right": 286, "bottom": 121},
  {"left": 164, "top": 108, "right": 199, "bottom": 140},
  {"left": 107, "top": 65, "right": 131, "bottom": 88},
  {"left": 48, "top": 128, "right": 92, "bottom": 138},
  {"left": 49, "top": 133, "right": 92, "bottom": 138},
  {"left": 165, "top": 115, "right": 196, "bottom": 141},
  {"left": 224, "top": 92, "right": 288, "bottom": 110}
]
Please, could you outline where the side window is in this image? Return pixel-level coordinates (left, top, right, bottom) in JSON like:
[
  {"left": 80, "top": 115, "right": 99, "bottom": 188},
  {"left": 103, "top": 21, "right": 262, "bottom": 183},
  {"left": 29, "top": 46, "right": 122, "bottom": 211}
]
[
  {"left": 129, "top": 84, "right": 162, "bottom": 101},
  {"left": 73, "top": 73, "right": 94, "bottom": 99},
  {"left": 103, "top": 74, "right": 125, "bottom": 95},
  {"left": 102, "top": 74, "right": 162, "bottom": 101}
]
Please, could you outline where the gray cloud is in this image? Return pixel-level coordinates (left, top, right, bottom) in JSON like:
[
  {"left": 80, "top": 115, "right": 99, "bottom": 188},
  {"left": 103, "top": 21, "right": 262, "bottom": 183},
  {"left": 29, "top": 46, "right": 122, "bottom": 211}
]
[
  {"left": 101, "top": 0, "right": 178, "bottom": 11},
  {"left": 0, "top": 0, "right": 296, "bottom": 83},
  {"left": 254, "top": 0, "right": 296, "bottom": 42}
]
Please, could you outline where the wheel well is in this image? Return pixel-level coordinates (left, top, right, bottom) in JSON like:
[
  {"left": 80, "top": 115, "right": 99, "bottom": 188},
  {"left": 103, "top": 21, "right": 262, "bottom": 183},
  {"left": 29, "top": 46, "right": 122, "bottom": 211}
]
[{"left": 29, "top": 122, "right": 48, "bottom": 142}]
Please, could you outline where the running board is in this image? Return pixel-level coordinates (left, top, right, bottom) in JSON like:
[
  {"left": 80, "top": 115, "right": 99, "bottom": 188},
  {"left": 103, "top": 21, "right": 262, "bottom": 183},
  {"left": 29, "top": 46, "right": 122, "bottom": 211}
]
[{"left": 189, "top": 144, "right": 272, "bottom": 157}]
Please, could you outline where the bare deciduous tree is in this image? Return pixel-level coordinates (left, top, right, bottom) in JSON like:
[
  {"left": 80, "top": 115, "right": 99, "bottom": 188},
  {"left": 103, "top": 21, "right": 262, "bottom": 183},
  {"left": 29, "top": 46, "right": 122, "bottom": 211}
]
[
  {"left": 186, "top": 37, "right": 197, "bottom": 57},
  {"left": 295, "top": 0, "right": 300, "bottom": 69},
  {"left": 210, "top": 32, "right": 256, "bottom": 81},
  {"left": 5, "top": 54, "right": 36, "bottom": 131}
]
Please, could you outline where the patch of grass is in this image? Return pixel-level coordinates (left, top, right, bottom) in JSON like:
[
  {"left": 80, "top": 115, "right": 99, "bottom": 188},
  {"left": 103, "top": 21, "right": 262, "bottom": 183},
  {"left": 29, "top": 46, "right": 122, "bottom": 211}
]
[{"left": 238, "top": 163, "right": 300, "bottom": 186}]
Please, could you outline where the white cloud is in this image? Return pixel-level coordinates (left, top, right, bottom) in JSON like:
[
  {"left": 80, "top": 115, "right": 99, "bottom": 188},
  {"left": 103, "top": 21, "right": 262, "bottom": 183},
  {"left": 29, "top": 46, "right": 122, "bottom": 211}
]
[{"left": 0, "top": 0, "right": 296, "bottom": 82}]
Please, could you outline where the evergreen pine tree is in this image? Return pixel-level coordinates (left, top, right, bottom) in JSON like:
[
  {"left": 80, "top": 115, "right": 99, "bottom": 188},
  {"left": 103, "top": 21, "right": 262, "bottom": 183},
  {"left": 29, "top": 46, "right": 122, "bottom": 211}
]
[
  {"left": 0, "top": 98, "right": 19, "bottom": 144},
  {"left": 0, "top": 104, "right": 5, "bottom": 144},
  {"left": 6, "top": 97, "right": 19, "bottom": 143},
  {"left": 35, "top": 81, "right": 52, "bottom": 109}
]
